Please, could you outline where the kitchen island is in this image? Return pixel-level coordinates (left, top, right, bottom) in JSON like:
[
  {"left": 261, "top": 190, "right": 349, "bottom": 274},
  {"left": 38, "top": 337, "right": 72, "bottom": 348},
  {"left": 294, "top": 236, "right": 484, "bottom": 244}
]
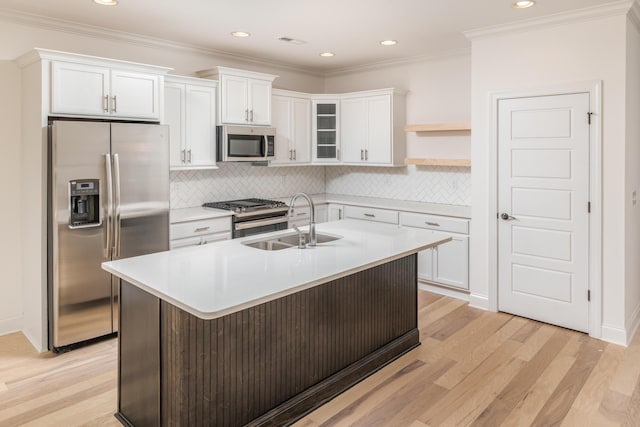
[{"left": 103, "top": 219, "right": 450, "bottom": 426}]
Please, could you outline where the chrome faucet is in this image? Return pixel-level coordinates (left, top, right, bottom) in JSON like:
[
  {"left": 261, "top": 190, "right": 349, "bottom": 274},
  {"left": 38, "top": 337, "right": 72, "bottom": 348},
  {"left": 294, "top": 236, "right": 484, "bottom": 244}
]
[{"left": 289, "top": 193, "right": 316, "bottom": 247}]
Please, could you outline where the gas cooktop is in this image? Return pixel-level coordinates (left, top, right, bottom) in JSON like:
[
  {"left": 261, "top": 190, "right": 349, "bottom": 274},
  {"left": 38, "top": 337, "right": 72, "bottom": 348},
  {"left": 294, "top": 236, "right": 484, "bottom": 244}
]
[{"left": 203, "top": 198, "right": 288, "bottom": 214}]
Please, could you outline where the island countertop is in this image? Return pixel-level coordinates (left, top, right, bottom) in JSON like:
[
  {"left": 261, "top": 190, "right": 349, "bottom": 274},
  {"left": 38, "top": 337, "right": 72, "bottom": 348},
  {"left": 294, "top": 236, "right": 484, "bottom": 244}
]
[{"left": 102, "top": 219, "right": 451, "bottom": 319}]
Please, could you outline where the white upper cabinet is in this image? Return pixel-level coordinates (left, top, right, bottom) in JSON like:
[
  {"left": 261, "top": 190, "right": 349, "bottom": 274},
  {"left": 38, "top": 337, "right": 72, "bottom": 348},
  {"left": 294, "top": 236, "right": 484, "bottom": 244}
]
[
  {"left": 271, "top": 90, "right": 311, "bottom": 165},
  {"left": 201, "top": 67, "right": 277, "bottom": 126},
  {"left": 51, "top": 59, "right": 166, "bottom": 120},
  {"left": 164, "top": 76, "right": 217, "bottom": 170},
  {"left": 340, "top": 89, "right": 405, "bottom": 166},
  {"left": 312, "top": 97, "right": 341, "bottom": 163}
]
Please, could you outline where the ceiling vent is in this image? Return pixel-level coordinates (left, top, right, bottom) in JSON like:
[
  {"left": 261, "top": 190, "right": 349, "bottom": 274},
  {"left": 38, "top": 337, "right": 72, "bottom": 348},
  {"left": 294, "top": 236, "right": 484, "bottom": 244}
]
[{"left": 277, "top": 36, "right": 306, "bottom": 45}]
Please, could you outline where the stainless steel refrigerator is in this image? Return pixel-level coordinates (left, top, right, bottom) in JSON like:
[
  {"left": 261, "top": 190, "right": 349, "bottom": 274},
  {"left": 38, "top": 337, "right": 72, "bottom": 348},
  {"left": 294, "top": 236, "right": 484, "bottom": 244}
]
[{"left": 48, "top": 120, "right": 169, "bottom": 351}]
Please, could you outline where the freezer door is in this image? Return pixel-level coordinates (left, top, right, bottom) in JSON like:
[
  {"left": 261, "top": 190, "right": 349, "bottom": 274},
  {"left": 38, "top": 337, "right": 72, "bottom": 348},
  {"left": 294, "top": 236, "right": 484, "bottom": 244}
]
[
  {"left": 50, "top": 121, "right": 114, "bottom": 349},
  {"left": 111, "top": 123, "right": 169, "bottom": 260}
]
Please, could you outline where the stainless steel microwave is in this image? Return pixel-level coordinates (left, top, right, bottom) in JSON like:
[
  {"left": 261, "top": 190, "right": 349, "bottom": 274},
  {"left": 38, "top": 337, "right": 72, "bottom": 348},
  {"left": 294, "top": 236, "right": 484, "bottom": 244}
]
[{"left": 217, "top": 125, "right": 276, "bottom": 162}]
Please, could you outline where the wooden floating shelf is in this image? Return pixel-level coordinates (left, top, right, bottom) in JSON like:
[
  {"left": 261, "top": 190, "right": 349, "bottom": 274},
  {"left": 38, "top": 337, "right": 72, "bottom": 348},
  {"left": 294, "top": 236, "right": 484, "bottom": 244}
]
[
  {"left": 404, "top": 158, "right": 471, "bottom": 167},
  {"left": 404, "top": 122, "right": 471, "bottom": 132}
]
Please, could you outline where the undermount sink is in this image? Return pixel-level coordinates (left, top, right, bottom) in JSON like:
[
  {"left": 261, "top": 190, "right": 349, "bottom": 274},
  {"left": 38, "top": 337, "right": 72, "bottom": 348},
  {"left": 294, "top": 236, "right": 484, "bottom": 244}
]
[{"left": 243, "top": 232, "right": 342, "bottom": 251}]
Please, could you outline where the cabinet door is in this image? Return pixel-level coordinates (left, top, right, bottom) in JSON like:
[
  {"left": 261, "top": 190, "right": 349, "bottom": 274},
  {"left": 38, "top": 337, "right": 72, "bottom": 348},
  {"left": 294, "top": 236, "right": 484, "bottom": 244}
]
[
  {"left": 433, "top": 234, "right": 469, "bottom": 289},
  {"left": 312, "top": 101, "right": 340, "bottom": 162},
  {"left": 51, "top": 61, "right": 110, "bottom": 116},
  {"left": 220, "top": 75, "right": 249, "bottom": 124},
  {"left": 365, "top": 95, "right": 392, "bottom": 164},
  {"left": 110, "top": 70, "right": 160, "bottom": 119},
  {"left": 341, "top": 98, "right": 367, "bottom": 163},
  {"left": 186, "top": 85, "right": 216, "bottom": 167},
  {"left": 291, "top": 98, "right": 311, "bottom": 163},
  {"left": 315, "top": 204, "right": 328, "bottom": 223},
  {"left": 417, "top": 248, "right": 434, "bottom": 281},
  {"left": 271, "top": 96, "right": 293, "bottom": 164},
  {"left": 248, "top": 78, "right": 272, "bottom": 125},
  {"left": 164, "top": 83, "right": 186, "bottom": 168},
  {"left": 327, "top": 204, "right": 344, "bottom": 221}
]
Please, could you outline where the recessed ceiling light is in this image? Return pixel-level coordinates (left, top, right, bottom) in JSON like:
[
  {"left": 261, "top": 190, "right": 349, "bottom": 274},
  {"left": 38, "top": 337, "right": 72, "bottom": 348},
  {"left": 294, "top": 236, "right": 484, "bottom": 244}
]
[
  {"left": 94, "top": 0, "right": 118, "bottom": 5},
  {"left": 231, "top": 31, "right": 251, "bottom": 38},
  {"left": 512, "top": 1, "right": 535, "bottom": 8},
  {"left": 380, "top": 40, "right": 397, "bottom": 46},
  {"left": 319, "top": 52, "right": 335, "bottom": 57}
]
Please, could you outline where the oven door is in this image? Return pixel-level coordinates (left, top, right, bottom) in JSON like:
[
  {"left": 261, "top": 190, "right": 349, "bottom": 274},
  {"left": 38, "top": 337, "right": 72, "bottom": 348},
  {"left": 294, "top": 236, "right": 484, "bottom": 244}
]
[{"left": 233, "top": 215, "right": 289, "bottom": 238}]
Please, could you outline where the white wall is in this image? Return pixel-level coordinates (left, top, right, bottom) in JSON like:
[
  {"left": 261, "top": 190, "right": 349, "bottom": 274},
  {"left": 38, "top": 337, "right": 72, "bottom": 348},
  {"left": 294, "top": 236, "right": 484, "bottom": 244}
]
[
  {"left": 0, "top": 61, "right": 23, "bottom": 334},
  {"left": 323, "top": 54, "right": 472, "bottom": 203},
  {"left": 625, "top": 17, "right": 640, "bottom": 338},
  {"left": 470, "top": 15, "right": 629, "bottom": 341}
]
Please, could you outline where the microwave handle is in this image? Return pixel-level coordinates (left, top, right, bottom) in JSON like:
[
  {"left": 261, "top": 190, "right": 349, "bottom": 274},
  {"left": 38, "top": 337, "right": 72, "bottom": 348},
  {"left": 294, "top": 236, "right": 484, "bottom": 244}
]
[{"left": 263, "top": 135, "right": 268, "bottom": 159}]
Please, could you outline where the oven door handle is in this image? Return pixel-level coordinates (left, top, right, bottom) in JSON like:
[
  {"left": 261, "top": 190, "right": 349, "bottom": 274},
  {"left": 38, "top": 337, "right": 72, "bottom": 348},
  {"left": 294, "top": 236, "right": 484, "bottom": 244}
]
[{"left": 235, "top": 216, "right": 289, "bottom": 231}]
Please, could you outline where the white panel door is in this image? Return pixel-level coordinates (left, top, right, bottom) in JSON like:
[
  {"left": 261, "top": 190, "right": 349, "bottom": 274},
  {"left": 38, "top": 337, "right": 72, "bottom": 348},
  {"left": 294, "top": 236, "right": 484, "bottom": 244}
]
[
  {"left": 186, "top": 85, "right": 216, "bottom": 167},
  {"left": 498, "top": 93, "right": 590, "bottom": 332},
  {"left": 220, "top": 75, "right": 249, "bottom": 124},
  {"left": 248, "top": 78, "right": 272, "bottom": 125},
  {"left": 271, "top": 96, "right": 292, "bottom": 164},
  {"left": 365, "top": 95, "right": 392, "bottom": 164},
  {"left": 291, "top": 98, "right": 311, "bottom": 163},
  {"left": 51, "top": 61, "right": 110, "bottom": 116},
  {"left": 110, "top": 70, "right": 160, "bottom": 119},
  {"left": 341, "top": 98, "right": 366, "bottom": 163},
  {"left": 163, "top": 83, "right": 186, "bottom": 168}
]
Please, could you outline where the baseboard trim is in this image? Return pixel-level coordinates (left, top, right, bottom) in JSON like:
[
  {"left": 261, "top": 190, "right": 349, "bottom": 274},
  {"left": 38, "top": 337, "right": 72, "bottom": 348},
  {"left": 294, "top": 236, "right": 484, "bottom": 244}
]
[
  {"left": 418, "top": 282, "right": 469, "bottom": 302},
  {"left": 0, "top": 315, "right": 23, "bottom": 337},
  {"left": 601, "top": 323, "right": 629, "bottom": 346},
  {"left": 469, "top": 293, "right": 490, "bottom": 311},
  {"left": 625, "top": 303, "right": 640, "bottom": 346}
]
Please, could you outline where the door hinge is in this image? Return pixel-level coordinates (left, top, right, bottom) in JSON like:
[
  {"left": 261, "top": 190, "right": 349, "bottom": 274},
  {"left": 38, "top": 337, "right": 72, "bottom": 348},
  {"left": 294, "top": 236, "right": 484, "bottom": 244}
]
[
  {"left": 588, "top": 290, "right": 591, "bottom": 301},
  {"left": 588, "top": 112, "right": 594, "bottom": 125},
  {"left": 588, "top": 201, "right": 591, "bottom": 213}
]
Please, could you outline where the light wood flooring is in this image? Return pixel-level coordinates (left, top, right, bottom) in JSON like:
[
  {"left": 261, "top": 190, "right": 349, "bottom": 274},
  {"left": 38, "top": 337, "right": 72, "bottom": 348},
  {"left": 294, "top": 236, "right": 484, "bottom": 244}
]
[{"left": 1, "top": 291, "right": 640, "bottom": 426}]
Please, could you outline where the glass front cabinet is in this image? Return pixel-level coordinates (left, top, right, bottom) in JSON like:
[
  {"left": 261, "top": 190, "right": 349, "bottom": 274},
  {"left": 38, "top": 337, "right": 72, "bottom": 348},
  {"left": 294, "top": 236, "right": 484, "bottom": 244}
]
[{"left": 312, "top": 99, "right": 341, "bottom": 163}]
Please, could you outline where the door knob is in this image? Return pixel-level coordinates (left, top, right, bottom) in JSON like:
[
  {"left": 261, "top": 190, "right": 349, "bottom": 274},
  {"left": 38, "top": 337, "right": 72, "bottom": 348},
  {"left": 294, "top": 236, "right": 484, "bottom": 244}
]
[{"left": 501, "top": 213, "right": 517, "bottom": 220}]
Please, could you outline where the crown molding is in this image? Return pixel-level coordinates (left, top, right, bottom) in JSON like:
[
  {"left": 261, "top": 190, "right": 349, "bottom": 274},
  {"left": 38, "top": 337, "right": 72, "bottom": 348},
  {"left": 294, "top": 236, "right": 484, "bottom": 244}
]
[
  {"left": 0, "top": 8, "right": 325, "bottom": 77},
  {"left": 323, "top": 48, "right": 471, "bottom": 78},
  {"left": 464, "top": 0, "right": 635, "bottom": 41},
  {"left": 628, "top": 0, "right": 640, "bottom": 32}
]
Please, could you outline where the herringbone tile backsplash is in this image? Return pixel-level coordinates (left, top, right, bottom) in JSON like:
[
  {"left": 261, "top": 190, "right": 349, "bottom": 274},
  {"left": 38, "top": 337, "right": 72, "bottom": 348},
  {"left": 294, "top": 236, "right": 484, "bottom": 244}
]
[{"left": 170, "top": 163, "right": 471, "bottom": 208}]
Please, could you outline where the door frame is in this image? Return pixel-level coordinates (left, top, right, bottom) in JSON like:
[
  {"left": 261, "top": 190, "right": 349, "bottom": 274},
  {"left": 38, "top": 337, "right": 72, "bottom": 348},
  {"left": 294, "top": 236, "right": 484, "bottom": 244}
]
[{"left": 486, "top": 81, "right": 602, "bottom": 338}]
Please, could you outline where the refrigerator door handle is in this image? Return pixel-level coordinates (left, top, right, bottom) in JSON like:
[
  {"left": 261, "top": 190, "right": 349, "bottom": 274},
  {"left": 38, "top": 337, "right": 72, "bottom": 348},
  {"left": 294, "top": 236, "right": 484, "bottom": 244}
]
[
  {"left": 113, "top": 153, "right": 122, "bottom": 258},
  {"left": 105, "top": 153, "right": 113, "bottom": 258}
]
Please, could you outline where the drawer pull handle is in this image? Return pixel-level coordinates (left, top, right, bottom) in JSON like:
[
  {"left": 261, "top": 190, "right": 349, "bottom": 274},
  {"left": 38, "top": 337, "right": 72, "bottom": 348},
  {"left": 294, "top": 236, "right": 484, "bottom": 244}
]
[
  {"left": 364, "top": 213, "right": 376, "bottom": 218},
  {"left": 194, "top": 226, "right": 211, "bottom": 232},
  {"left": 425, "top": 222, "right": 440, "bottom": 227},
  {"left": 297, "top": 212, "right": 307, "bottom": 216}
]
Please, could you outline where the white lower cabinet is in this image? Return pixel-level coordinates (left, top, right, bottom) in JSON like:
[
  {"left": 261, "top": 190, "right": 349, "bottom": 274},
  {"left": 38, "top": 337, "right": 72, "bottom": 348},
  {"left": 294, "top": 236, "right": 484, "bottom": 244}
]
[
  {"left": 327, "top": 204, "right": 344, "bottom": 221},
  {"left": 343, "top": 205, "right": 399, "bottom": 224},
  {"left": 399, "top": 212, "right": 469, "bottom": 290},
  {"left": 170, "top": 216, "right": 231, "bottom": 249}
]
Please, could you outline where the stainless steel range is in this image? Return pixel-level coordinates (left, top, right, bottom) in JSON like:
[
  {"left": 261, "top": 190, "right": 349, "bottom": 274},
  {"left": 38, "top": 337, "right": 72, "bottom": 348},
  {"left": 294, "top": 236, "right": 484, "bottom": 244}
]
[{"left": 203, "top": 198, "right": 289, "bottom": 238}]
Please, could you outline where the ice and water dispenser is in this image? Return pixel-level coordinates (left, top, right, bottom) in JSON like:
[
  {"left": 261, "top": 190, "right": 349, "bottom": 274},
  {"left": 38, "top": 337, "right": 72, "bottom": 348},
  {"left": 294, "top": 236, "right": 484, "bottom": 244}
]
[{"left": 68, "top": 179, "right": 101, "bottom": 228}]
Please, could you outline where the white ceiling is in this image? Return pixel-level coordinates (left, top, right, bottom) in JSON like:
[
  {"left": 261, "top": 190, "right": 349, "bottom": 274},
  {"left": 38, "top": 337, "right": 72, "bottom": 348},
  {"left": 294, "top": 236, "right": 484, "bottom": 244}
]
[{"left": 0, "top": 0, "right": 621, "bottom": 72}]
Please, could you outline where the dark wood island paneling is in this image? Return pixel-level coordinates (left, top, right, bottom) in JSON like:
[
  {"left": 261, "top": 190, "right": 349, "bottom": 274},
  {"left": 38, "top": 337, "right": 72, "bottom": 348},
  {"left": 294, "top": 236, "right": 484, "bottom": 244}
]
[{"left": 116, "top": 254, "right": 418, "bottom": 426}]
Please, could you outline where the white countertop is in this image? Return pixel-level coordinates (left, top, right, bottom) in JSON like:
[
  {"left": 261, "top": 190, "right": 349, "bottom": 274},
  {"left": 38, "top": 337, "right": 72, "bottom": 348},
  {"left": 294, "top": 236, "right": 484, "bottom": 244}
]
[
  {"left": 103, "top": 219, "right": 451, "bottom": 319},
  {"left": 170, "top": 206, "right": 233, "bottom": 223}
]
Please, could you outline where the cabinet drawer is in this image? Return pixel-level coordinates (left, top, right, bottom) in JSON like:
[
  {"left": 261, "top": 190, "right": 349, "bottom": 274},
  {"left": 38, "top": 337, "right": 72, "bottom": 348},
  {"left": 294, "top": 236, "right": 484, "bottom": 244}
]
[
  {"left": 399, "top": 212, "right": 468, "bottom": 234},
  {"left": 170, "top": 217, "right": 231, "bottom": 240},
  {"left": 344, "top": 206, "right": 399, "bottom": 224}
]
